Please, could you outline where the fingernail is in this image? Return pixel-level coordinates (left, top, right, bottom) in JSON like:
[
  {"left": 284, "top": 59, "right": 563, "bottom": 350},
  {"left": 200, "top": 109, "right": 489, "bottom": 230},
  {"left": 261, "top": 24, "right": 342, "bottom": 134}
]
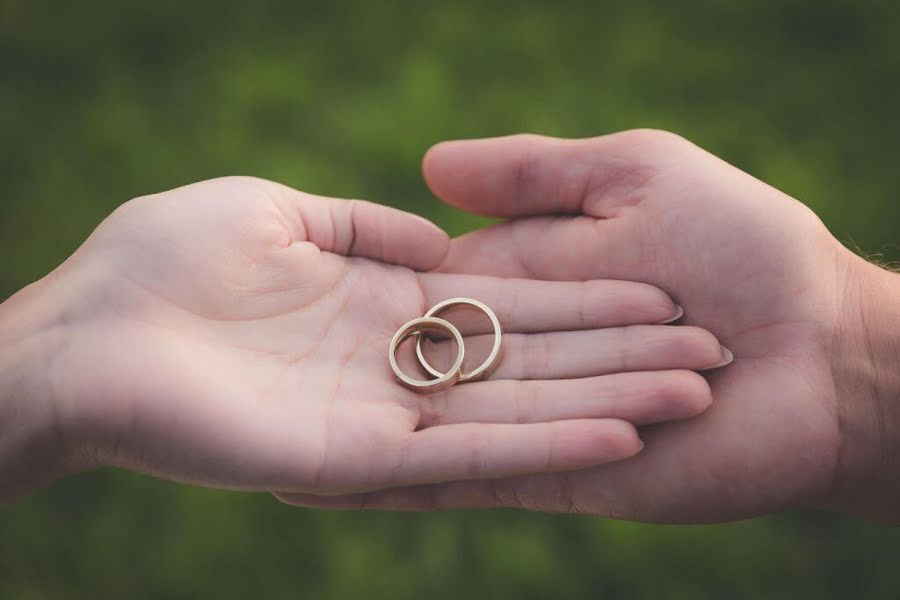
[
  {"left": 707, "top": 345, "right": 734, "bottom": 369},
  {"left": 657, "top": 304, "right": 684, "bottom": 324}
]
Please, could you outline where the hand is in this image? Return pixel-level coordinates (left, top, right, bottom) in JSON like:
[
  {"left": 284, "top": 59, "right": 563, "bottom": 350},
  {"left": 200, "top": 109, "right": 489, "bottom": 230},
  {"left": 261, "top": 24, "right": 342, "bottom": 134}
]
[
  {"left": 0, "top": 176, "right": 729, "bottom": 504},
  {"left": 281, "top": 131, "right": 900, "bottom": 521}
]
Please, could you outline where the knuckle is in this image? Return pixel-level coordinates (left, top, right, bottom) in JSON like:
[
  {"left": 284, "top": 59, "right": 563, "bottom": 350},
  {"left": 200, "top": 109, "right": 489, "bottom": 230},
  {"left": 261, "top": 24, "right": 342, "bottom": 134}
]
[
  {"left": 592, "top": 371, "right": 619, "bottom": 397},
  {"left": 213, "top": 175, "right": 277, "bottom": 190},
  {"left": 108, "top": 196, "right": 147, "bottom": 222},
  {"left": 577, "top": 281, "right": 604, "bottom": 325},
  {"left": 617, "top": 325, "right": 642, "bottom": 370},
  {"left": 190, "top": 176, "right": 287, "bottom": 207},
  {"left": 512, "top": 380, "right": 537, "bottom": 424},
  {"left": 466, "top": 429, "right": 488, "bottom": 477},
  {"left": 218, "top": 176, "right": 300, "bottom": 215},
  {"left": 508, "top": 135, "right": 553, "bottom": 206},
  {"left": 616, "top": 128, "right": 693, "bottom": 152},
  {"left": 522, "top": 334, "right": 553, "bottom": 379}
]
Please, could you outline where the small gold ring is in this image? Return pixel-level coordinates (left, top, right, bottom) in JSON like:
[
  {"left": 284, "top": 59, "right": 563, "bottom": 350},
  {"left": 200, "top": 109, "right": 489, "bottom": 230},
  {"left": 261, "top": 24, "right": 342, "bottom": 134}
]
[
  {"left": 415, "top": 297, "right": 502, "bottom": 383},
  {"left": 389, "top": 316, "right": 465, "bottom": 394}
]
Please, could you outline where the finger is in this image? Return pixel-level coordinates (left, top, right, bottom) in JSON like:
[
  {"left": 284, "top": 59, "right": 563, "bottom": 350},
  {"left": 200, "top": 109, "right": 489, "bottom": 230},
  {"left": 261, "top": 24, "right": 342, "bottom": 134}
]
[
  {"left": 417, "top": 370, "right": 712, "bottom": 428},
  {"left": 275, "top": 480, "right": 499, "bottom": 511},
  {"left": 422, "top": 130, "right": 695, "bottom": 219},
  {"left": 258, "top": 177, "right": 449, "bottom": 271},
  {"left": 382, "top": 419, "right": 641, "bottom": 488},
  {"left": 440, "top": 216, "right": 657, "bottom": 287},
  {"left": 417, "top": 273, "right": 682, "bottom": 334},
  {"left": 417, "top": 326, "right": 727, "bottom": 381}
]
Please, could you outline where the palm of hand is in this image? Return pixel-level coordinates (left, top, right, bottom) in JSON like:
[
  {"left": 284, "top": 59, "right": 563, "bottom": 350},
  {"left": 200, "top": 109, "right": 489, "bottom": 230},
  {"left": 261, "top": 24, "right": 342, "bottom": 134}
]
[
  {"left": 51, "top": 176, "right": 698, "bottom": 496},
  {"left": 56, "top": 177, "right": 431, "bottom": 491},
  {"left": 426, "top": 131, "right": 849, "bottom": 520}
]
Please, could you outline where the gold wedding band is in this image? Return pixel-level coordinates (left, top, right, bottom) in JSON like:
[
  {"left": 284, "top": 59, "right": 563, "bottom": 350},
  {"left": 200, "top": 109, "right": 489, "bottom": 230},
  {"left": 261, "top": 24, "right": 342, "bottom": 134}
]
[
  {"left": 389, "top": 316, "right": 465, "bottom": 394},
  {"left": 415, "top": 297, "right": 503, "bottom": 383},
  {"left": 388, "top": 297, "right": 503, "bottom": 394}
]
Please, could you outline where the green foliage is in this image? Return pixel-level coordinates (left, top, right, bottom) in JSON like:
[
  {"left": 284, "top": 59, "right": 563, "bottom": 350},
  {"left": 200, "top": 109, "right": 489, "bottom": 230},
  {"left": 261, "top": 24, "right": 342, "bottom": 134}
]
[{"left": 1, "top": 0, "right": 899, "bottom": 597}]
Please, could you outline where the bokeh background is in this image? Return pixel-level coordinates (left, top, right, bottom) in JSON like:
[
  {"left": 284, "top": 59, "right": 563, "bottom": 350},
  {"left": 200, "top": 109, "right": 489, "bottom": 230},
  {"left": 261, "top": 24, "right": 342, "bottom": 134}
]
[{"left": 2, "top": 0, "right": 900, "bottom": 597}]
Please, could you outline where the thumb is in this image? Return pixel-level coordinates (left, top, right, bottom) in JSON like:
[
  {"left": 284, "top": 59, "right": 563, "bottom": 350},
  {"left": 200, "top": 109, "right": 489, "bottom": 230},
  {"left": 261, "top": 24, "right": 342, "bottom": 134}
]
[
  {"left": 262, "top": 178, "right": 450, "bottom": 272},
  {"left": 422, "top": 130, "right": 690, "bottom": 219}
]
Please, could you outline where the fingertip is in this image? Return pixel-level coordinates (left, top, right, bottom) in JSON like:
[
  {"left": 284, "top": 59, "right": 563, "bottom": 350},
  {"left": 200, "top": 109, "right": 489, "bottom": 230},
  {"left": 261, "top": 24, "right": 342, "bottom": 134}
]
[
  {"left": 599, "top": 419, "right": 645, "bottom": 459},
  {"left": 406, "top": 211, "right": 451, "bottom": 271},
  {"left": 712, "top": 346, "right": 735, "bottom": 369},
  {"left": 667, "top": 370, "right": 714, "bottom": 417},
  {"left": 580, "top": 280, "right": 682, "bottom": 327},
  {"left": 637, "top": 284, "right": 681, "bottom": 325},
  {"left": 422, "top": 139, "right": 459, "bottom": 171},
  {"left": 355, "top": 201, "right": 449, "bottom": 271},
  {"left": 422, "top": 139, "right": 470, "bottom": 208},
  {"left": 557, "top": 419, "right": 643, "bottom": 468},
  {"left": 657, "top": 304, "right": 684, "bottom": 324},
  {"left": 616, "top": 370, "right": 714, "bottom": 424},
  {"left": 422, "top": 135, "right": 551, "bottom": 214},
  {"left": 660, "top": 326, "right": 727, "bottom": 369}
]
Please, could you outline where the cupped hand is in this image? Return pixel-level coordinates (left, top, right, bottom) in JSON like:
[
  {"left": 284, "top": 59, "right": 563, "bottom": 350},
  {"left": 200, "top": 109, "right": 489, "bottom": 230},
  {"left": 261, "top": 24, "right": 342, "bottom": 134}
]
[
  {"left": 0, "top": 175, "right": 731, "bottom": 503},
  {"left": 281, "top": 130, "right": 898, "bottom": 520}
]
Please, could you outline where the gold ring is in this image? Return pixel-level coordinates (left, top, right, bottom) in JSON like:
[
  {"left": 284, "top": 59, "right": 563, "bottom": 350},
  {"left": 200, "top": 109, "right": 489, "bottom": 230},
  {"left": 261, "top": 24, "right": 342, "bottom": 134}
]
[
  {"left": 415, "top": 297, "right": 502, "bottom": 383},
  {"left": 389, "top": 316, "right": 465, "bottom": 394}
]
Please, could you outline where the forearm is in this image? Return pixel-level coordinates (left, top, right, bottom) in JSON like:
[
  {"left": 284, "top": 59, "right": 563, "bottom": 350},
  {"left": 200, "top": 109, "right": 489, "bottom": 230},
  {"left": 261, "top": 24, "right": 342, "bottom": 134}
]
[
  {"left": 829, "top": 253, "right": 900, "bottom": 520},
  {"left": 0, "top": 279, "right": 68, "bottom": 505}
]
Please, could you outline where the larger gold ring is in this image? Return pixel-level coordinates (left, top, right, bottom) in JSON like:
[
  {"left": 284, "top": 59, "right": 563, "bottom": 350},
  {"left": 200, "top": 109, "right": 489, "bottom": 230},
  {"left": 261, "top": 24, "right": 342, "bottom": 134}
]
[
  {"left": 389, "top": 316, "right": 465, "bottom": 394},
  {"left": 415, "top": 297, "right": 502, "bottom": 383}
]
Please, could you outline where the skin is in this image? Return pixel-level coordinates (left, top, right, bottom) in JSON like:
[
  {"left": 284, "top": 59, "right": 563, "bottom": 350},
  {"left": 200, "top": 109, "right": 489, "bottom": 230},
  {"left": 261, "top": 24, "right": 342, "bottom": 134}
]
[
  {"left": 0, "top": 175, "right": 731, "bottom": 506},
  {"left": 280, "top": 130, "right": 900, "bottom": 522}
]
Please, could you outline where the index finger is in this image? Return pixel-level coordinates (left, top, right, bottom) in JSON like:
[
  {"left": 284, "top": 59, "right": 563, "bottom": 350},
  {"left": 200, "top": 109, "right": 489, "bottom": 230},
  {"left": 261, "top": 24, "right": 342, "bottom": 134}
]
[{"left": 417, "top": 273, "right": 682, "bottom": 334}]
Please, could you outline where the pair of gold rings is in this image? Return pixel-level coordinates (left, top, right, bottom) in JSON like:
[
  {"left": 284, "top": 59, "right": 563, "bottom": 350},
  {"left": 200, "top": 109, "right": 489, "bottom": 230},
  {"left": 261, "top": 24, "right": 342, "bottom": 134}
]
[{"left": 389, "top": 298, "right": 502, "bottom": 394}]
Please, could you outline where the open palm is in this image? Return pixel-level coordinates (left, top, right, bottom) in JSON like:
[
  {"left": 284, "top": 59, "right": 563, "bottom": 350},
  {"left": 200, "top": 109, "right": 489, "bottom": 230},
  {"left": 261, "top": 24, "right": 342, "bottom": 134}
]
[
  {"left": 284, "top": 131, "right": 868, "bottom": 519},
  {"left": 42, "top": 175, "right": 727, "bottom": 497}
]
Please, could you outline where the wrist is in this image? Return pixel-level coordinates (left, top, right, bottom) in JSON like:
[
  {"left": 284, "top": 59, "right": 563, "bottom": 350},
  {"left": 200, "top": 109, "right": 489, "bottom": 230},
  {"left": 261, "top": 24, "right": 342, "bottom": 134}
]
[
  {"left": 828, "top": 251, "right": 900, "bottom": 520},
  {"left": 0, "top": 275, "right": 73, "bottom": 505}
]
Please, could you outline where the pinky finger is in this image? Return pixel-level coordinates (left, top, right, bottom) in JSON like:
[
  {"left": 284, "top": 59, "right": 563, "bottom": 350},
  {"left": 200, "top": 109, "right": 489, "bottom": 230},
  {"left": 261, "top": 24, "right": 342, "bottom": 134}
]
[
  {"left": 276, "top": 419, "right": 642, "bottom": 500},
  {"left": 275, "top": 479, "right": 510, "bottom": 512},
  {"left": 392, "top": 419, "right": 642, "bottom": 486}
]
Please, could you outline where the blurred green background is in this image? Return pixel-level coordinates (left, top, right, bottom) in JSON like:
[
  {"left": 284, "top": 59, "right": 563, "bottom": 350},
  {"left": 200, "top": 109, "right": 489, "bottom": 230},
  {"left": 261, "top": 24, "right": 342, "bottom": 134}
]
[{"left": 2, "top": 0, "right": 900, "bottom": 597}]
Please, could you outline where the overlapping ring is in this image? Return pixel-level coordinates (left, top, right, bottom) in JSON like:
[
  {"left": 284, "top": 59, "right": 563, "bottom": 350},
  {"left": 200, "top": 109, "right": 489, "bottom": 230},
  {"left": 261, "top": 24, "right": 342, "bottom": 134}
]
[{"left": 388, "top": 297, "right": 503, "bottom": 394}]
